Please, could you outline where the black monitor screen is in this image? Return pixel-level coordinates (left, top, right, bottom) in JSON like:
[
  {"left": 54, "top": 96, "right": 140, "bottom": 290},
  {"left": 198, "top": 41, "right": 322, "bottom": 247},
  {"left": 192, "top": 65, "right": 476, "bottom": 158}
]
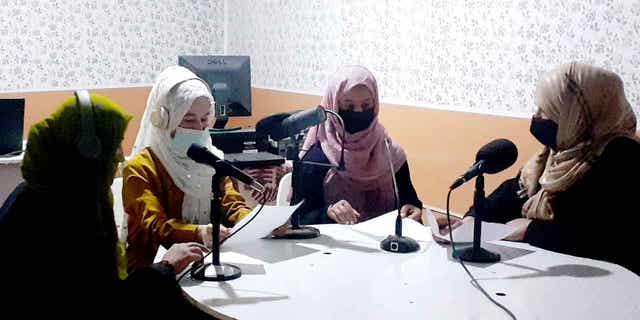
[
  {"left": 0, "top": 99, "right": 25, "bottom": 155},
  {"left": 178, "top": 55, "right": 251, "bottom": 118}
]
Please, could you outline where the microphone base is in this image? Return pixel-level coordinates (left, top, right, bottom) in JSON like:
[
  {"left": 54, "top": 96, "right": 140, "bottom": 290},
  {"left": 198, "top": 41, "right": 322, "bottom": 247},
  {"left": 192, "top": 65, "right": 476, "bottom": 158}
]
[
  {"left": 380, "top": 235, "right": 420, "bottom": 253},
  {"left": 454, "top": 246, "right": 501, "bottom": 263},
  {"left": 272, "top": 225, "right": 320, "bottom": 239},
  {"left": 190, "top": 262, "right": 242, "bottom": 282}
]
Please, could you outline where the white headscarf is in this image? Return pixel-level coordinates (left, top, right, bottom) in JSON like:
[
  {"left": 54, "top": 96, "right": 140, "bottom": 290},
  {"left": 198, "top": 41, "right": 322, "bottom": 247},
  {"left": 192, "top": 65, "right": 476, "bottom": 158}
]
[{"left": 132, "top": 66, "right": 224, "bottom": 224}]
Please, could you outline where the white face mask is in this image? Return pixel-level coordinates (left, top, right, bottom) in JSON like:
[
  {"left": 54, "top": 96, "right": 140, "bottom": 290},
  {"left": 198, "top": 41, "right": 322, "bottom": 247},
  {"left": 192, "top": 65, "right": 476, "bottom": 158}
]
[{"left": 170, "top": 127, "right": 211, "bottom": 157}]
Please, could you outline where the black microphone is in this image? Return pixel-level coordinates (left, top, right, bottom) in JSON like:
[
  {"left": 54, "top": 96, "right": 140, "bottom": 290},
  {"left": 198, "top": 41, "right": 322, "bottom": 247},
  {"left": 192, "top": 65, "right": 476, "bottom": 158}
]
[
  {"left": 380, "top": 138, "right": 419, "bottom": 253},
  {"left": 269, "top": 106, "right": 327, "bottom": 141},
  {"left": 256, "top": 106, "right": 345, "bottom": 170},
  {"left": 450, "top": 138, "right": 518, "bottom": 263},
  {"left": 187, "top": 144, "right": 265, "bottom": 193},
  {"left": 450, "top": 139, "right": 518, "bottom": 190}
]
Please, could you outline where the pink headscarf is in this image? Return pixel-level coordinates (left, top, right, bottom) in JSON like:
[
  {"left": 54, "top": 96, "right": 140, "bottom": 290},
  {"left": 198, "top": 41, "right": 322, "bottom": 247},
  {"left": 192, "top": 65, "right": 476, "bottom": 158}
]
[{"left": 301, "top": 65, "right": 407, "bottom": 222}]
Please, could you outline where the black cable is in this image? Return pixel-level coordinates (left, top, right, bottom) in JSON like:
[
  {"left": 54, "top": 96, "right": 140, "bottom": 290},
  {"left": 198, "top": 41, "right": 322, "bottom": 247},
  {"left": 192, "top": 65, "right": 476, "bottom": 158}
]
[
  {"left": 446, "top": 189, "right": 517, "bottom": 320},
  {"left": 177, "top": 196, "right": 268, "bottom": 283}
]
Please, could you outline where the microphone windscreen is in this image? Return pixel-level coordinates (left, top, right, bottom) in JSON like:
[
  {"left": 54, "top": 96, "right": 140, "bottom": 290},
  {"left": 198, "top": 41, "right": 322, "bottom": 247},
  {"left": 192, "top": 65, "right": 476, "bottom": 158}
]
[
  {"left": 255, "top": 112, "right": 291, "bottom": 138},
  {"left": 274, "top": 106, "right": 327, "bottom": 140},
  {"left": 475, "top": 139, "right": 518, "bottom": 174},
  {"left": 187, "top": 143, "right": 220, "bottom": 164}
]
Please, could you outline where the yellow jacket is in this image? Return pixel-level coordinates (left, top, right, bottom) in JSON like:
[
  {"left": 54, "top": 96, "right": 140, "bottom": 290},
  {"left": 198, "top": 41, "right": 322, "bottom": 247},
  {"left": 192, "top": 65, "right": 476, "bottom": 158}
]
[{"left": 123, "top": 148, "right": 250, "bottom": 271}]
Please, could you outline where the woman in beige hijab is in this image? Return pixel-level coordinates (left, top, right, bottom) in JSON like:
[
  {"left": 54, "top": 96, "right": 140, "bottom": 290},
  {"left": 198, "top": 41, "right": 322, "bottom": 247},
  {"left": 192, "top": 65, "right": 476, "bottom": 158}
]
[{"left": 464, "top": 62, "right": 639, "bottom": 274}]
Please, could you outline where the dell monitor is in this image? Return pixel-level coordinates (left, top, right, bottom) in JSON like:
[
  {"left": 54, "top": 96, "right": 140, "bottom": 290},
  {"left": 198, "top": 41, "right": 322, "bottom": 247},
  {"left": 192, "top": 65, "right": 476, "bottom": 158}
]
[
  {"left": 178, "top": 55, "right": 251, "bottom": 128},
  {"left": 0, "top": 99, "right": 25, "bottom": 156}
]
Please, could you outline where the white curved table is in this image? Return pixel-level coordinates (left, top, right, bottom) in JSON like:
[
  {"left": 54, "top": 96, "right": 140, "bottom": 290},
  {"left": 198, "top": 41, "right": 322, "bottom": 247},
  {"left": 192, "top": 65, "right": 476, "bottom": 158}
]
[{"left": 180, "top": 213, "right": 640, "bottom": 320}]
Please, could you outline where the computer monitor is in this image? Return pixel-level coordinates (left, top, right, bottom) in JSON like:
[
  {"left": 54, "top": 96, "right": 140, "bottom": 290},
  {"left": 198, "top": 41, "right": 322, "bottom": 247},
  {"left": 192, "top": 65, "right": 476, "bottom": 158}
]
[
  {"left": 178, "top": 55, "right": 251, "bottom": 127},
  {"left": 0, "top": 99, "right": 25, "bottom": 156}
]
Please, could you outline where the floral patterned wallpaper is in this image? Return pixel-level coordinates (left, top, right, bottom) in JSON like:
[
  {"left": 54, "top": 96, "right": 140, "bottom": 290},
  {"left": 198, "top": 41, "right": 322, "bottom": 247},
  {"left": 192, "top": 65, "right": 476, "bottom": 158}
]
[
  {"left": 227, "top": 0, "right": 640, "bottom": 117},
  {"left": 0, "top": 0, "right": 224, "bottom": 91}
]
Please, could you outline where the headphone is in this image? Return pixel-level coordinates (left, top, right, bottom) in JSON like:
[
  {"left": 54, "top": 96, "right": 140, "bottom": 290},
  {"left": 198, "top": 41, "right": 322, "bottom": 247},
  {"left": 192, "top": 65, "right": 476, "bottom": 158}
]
[
  {"left": 74, "top": 90, "right": 102, "bottom": 159},
  {"left": 150, "top": 105, "right": 170, "bottom": 129}
]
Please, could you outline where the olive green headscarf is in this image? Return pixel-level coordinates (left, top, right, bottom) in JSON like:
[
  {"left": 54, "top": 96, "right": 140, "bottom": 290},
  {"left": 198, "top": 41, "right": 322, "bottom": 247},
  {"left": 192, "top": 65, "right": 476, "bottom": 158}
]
[{"left": 21, "top": 93, "right": 132, "bottom": 280}]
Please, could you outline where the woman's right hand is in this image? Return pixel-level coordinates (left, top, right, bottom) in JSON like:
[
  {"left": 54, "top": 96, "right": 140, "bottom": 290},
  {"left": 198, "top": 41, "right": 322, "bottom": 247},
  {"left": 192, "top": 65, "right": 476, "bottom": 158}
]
[
  {"left": 161, "top": 242, "right": 209, "bottom": 274},
  {"left": 196, "top": 224, "right": 230, "bottom": 249},
  {"left": 327, "top": 200, "right": 360, "bottom": 224}
]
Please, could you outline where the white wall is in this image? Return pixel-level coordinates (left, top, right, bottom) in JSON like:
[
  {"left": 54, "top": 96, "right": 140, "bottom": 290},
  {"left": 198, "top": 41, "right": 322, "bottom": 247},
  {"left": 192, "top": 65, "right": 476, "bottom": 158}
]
[
  {"left": 0, "top": 0, "right": 225, "bottom": 91},
  {"left": 227, "top": 0, "right": 640, "bottom": 118}
]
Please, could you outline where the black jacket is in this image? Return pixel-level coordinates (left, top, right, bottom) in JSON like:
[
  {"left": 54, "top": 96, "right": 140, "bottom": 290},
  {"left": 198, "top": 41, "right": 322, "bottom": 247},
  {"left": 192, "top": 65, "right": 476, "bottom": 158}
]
[
  {"left": 0, "top": 182, "right": 212, "bottom": 319},
  {"left": 294, "top": 142, "right": 422, "bottom": 224},
  {"left": 467, "top": 137, "right": 640, "bottom": 274}
]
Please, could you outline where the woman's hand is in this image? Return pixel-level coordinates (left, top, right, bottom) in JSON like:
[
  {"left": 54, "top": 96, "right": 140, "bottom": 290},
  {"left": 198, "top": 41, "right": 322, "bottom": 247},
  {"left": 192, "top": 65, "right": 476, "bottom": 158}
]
[
  {"left": 197, "top": 224, "right": 231, "bottom": 249},
  {"left": 400, "top": 204, "right": 422, "bottom": 222},
  {"left": 504, "top": 218, "right": 532, "bottom": 241},
  {"left": 220, "top": 226, "right": 230, "bottom": 242},
  {"left": 425, "top": 209, "right": 464, "bottom": 229},
  {"left": 327, "top": 200, "right": 360, "bottom": 224},
  {"left": 161, "top": 242, "right": 209, "bottom": 274},
  {"left": 271, "top": 221, "right": 291, "bottom": 237},
  {"left": 196, "top": 224, "right": 212, "bottom": 248}
]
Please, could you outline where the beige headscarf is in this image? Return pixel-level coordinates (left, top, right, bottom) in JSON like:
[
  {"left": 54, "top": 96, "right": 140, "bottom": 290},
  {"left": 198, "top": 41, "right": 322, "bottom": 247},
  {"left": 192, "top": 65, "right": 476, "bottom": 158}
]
[{"left": 520, "top": 62, "right": 637, "bottom": 220}]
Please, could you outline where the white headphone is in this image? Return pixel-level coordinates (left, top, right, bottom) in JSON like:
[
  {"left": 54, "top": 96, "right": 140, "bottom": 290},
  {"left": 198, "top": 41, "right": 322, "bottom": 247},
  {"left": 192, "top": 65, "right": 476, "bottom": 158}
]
[
  {"left": 150, "top": 105, "right": 170, "bottom": 129},
  {"left": 75, "top": 90, "right": 102, "bottom": 159}
]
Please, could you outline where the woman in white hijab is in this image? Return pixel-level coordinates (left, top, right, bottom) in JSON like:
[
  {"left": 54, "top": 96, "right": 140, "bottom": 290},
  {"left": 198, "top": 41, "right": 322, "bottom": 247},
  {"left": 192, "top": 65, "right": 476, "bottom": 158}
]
[
  {"left": 452, "top": 62, "right": 640, "bottom": 274},
  {"left": 123, "top": 66, "right": 251, "bottom": 271}
]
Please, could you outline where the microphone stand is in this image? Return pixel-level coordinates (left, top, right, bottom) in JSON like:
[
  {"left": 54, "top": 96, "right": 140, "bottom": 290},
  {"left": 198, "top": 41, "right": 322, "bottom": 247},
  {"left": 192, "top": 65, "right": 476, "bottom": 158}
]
[
  {"left": 453, "top": 174, "right": 500, "bottom": 262},
  {"left": 380, "top": 138, "right": 419, "bottom": 253},
  {"left": 268, "top": 107, "right": 344, "bottom": 239},
  {"left": 272, "top": 136, "right": 321, "bottom": 239},
  {"left": 191, "top": 175, "right": 242, "bottom": 281}
]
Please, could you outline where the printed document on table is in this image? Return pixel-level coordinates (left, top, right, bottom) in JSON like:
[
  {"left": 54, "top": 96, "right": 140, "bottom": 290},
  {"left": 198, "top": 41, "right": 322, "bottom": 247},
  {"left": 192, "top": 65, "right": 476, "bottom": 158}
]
[
  {"left": 222, "top": 201, "right": 303, "bottom": 247},
  {"left": 424, "top": 208, "right": 516, "bottom": 243}
]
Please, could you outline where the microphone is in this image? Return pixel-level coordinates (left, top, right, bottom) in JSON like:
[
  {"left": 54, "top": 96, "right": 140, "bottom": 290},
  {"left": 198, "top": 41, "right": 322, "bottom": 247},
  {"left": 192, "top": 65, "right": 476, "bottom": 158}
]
[
  {"left": 380, "top": 138, "right": 419, "bottom": 253},
  {"left": 451, "top": 138, "right": 518, "bottom": 263},
  {"left": 269, "top": 106, "right": 327, "bottom": 141},
  {"left": 450, "top": 139, "right": 518, "bottom": 190},
  {"left": 187, "top": 144, "right": 265, "bottom": 193},
  {"left": 256, "top": 106, "right": 345, "bottom": 170},
  {"left": 255, "top": 106, "right": 342, "bottom": 240}
]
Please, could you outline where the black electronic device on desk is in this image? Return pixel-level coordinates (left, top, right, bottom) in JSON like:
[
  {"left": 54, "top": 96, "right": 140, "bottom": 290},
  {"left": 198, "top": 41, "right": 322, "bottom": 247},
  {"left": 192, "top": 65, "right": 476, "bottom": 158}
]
[
  {"left": 210, "top": 127, "right": 261, "bottom": 154},
  {"left": 224, "top": 152, "right": 285, "bottom": 169},
  {"left": 210, "top": 127, "right": 285, "bottom": 169},
  {"left": 0, "top": 99, "right": 25, "bottom": 156}
]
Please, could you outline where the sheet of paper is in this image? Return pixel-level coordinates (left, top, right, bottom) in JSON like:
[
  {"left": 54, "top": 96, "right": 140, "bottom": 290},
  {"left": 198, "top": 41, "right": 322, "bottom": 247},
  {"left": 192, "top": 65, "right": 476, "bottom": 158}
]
[
  {"left": 424, "top": 208, "right": 516, "bottom": 243},
  {"left": 154, "top": 245, "right": 168, "bottom": 263},
  {"left": 222, "top": 201, "right": 303, "bottom": 247}
]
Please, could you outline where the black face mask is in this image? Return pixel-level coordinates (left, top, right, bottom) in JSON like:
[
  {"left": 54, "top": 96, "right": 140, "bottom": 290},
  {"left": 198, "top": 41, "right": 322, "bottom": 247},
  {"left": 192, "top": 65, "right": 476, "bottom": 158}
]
[
  {"left": 530, "top": 117, "right": 558, "bottom": 151},
  {"left": 338, "top": 109, "right": 376, "bottom": 134}
]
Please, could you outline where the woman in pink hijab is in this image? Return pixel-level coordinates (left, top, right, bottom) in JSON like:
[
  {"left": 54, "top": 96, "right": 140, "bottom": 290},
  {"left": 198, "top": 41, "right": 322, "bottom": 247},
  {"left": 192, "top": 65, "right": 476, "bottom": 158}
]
[{"left": 295, "top": 65, "right": 422, "bottom": 224}]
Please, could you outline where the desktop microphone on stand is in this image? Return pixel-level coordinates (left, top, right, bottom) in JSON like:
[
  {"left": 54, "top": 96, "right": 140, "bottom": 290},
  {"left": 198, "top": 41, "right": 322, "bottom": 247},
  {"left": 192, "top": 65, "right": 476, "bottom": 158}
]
[
  {"left": 380, "top": 138, "right": 420, "bottom": 253},
  {"left": 449, "top": 139, "right": 518, "bottom": 263},
  {"left": 256, "top": 106, "right": 344, "bottom": 239},
  {"left": 187, "top": 144, "right": 265, "bottom": 281}
]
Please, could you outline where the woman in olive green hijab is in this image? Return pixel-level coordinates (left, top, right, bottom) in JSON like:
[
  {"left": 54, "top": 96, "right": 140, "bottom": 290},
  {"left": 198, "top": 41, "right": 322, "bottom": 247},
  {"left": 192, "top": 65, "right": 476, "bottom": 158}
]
[{"left": 0, "top": 92, "right": 211, "bottom": 319}]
